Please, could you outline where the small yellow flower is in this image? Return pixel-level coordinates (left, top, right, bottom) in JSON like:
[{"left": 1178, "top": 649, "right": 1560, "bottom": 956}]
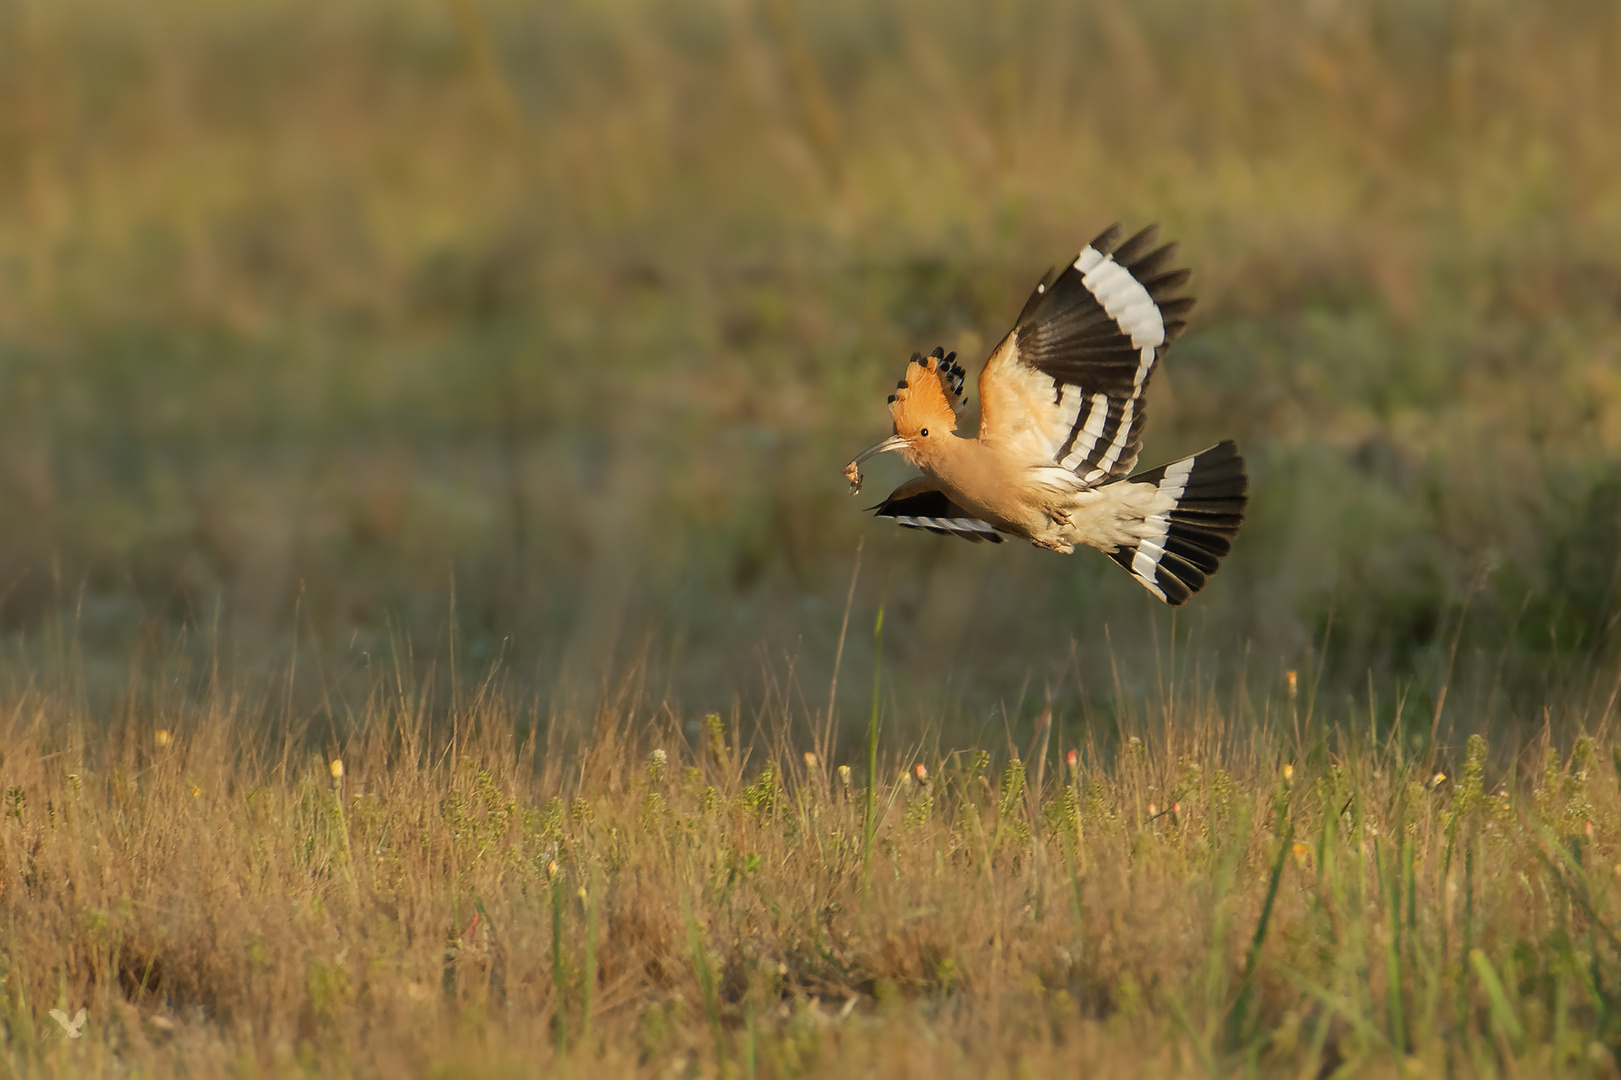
[
  {"left": 803, "top": 751, "right": 818, "bottom": 768},
  {"left": 1282, "top": 763, "right": 1294, "bottom": 783},
  {"left": 1292, "top": 842, "right": 1310, "bottom": 868},
  {"left": 329, "top": 759, "right": 344, "bottom": 782},
  {"left": 189, "top": 783, "right": 202, "bottom": 799},
  {"left": 154, "top": 729, "right": 173, "bottom": 748}
]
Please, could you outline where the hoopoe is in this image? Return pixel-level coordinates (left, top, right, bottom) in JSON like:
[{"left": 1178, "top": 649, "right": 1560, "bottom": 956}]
[{"left": 844, "top": 223, "right": 1247, "bottom": 606}]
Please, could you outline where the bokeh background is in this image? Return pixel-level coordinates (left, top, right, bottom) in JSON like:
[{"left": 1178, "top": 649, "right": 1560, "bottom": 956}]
[{"left": 2, "top": 0, "right": 1620, "bottom": 734}]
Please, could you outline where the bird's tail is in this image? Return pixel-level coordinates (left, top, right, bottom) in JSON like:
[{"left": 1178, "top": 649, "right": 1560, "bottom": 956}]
[{"left": 1106, "top": 440, "right": 1247, "bottom": 605}]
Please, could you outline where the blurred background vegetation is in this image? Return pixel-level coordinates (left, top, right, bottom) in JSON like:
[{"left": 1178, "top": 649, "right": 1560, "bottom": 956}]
[{"left": 1, "top": 0, "right": 1619, "bottom": 735}]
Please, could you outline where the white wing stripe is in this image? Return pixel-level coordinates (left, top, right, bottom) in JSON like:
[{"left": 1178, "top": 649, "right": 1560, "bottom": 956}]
[
  {"left": 1159, "top": 455, "right": 1196, "bottom": 501},
  {"left": 1132, "top": 537, "right": 1169, "bottom": 583},
  {"left": 1127, "top": 545, "right": 1170, "bottom": 601},
  {"left": 1077, "top": 252, "right": 1166, "bottom": 349},
  {"left": 1126, "top": 456, "right": 1200, "bottom": 590},
  {"left": 1052, "top": 389, "right": 1085, "bottom": 457},
  {"left": 894, "top": 514, "right": 998, "bottom": 536},
  {"left": 1092, "top": 398, "right": 1136, "bottom": 476},
  {"left": 1052, "top": 389, "right": 1086, "bottom": 458},
  {"left": 1039, "top": 241, "right": 1174, "bottom": 479},
  {"left": 1133, "top": 345, "right": 1156, "bottom": 388},
  {"left": 1060, "top": 392, "right": 1111, "bottom": 470}
]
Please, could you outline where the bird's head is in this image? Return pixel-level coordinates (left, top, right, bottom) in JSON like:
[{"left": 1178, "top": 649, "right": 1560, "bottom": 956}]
[{"left": 844, "top": 348, "right": 967, "bottom": 492}]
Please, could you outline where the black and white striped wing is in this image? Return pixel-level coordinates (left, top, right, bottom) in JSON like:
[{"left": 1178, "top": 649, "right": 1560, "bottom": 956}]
[
  {"left": 978, "top": 223, "right": 1193, "bottom": 485},
  {"left": 1105, "top": 440, "right": 1247, "bottom": 606},
  {"left": 872, "top": 481, "right": 1005, "bottom": 543}
]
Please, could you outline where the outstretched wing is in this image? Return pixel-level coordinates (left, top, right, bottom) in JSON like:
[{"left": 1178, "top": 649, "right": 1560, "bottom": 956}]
[
  {"left": 978, "top": 223, "right": 1194, "bottom": 485},
  {"left": 872, "top": 479, "right": 1005, "bottom": 543}
]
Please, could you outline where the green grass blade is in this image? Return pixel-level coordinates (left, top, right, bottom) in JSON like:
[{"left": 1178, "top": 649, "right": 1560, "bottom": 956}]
[
  {"left": 862, "top": 604, "right": 884, "bottom": 881},
  {"left": 1470, "top": 948, "right": 1525, "bottom": 1052},
  {"left": 1385, "top": 837, "right": 1406, "bottom": 1054},
  {"left": 1225, "top": 804, "right": 1292, "bottom": 1051}
]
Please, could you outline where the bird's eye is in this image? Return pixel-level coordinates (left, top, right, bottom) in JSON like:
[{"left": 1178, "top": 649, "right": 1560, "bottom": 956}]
[{"left": 920, "top": 428, "right": 929, "bottom": 437}]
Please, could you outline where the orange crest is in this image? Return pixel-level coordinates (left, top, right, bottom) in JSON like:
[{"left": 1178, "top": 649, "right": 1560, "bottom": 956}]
[{"left": 887, "top": 348, "right": 965, "bottom": 438}]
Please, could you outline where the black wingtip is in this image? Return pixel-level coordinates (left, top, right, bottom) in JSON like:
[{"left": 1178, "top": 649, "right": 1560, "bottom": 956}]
[
  {"left": 1111, "top": 224, "right": 1161, "bottom": 266},
  {"left": 1087, "top": 222, "right": 1125, "bottom": 255}
]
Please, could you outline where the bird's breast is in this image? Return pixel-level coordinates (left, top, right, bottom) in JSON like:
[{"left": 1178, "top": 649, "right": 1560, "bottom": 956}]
[{"left": 921, "top": 442, "right": 1069, "bottom": 540}]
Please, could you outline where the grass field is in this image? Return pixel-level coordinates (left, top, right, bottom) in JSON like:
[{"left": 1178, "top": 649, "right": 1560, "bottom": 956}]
[
  {"left": 3, "top": 0, "right": 1621, "bottom": 1074},
  {"left": 7, "top": 655, "right": 1621, "bottom": 1077}
]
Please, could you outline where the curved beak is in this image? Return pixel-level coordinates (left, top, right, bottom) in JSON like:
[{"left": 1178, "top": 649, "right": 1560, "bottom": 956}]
[{"left": 843, "top": 434, "right": 909, "bottom": 494}]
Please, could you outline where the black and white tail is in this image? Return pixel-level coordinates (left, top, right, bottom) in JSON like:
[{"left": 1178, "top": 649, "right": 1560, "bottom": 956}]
[{"left": 1107, "top": 440, "right": 1247, "bottom": 606}]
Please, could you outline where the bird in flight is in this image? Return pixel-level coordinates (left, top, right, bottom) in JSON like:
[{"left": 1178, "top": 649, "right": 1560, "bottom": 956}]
[{"left": 844, "top": 223, "right": 1246, "bottom": 605}]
